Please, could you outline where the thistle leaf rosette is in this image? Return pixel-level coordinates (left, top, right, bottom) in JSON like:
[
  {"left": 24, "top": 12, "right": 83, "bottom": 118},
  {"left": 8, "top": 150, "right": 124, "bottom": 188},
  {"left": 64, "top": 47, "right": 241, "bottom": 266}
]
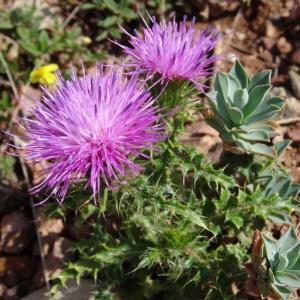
[{"left": 206, "top": 60, "right": 285, "bottom": 156}]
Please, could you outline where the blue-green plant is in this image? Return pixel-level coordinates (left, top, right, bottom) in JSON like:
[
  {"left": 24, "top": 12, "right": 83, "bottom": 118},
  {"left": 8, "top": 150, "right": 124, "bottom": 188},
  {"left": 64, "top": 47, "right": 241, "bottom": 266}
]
[{"left": 207, "top": 60, "right": 285, "bottom": 156}]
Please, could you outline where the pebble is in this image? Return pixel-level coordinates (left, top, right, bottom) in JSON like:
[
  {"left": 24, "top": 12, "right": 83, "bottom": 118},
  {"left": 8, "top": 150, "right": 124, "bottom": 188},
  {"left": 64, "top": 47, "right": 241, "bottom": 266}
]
[
  {"left": 284, "top": 96, "right": 300, "bottom": 119},
  {"left": 265, "top": 20, "right": 279, "bottom": 38},
  {"left": 3, "top": 286, "right": 18, "bottom": 300},
  {"left": 287, "top": 125, "right": 300, "bottom": 145},
  {"left": 38, "top": 218, "right": 64, "bottom": 237}
]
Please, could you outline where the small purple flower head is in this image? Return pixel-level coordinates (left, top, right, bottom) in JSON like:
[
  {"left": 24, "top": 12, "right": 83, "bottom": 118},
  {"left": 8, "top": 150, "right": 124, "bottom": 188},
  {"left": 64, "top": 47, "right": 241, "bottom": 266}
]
[
  {"left": 25, "top": 66, "right": 163, "bottom": 204},
  {"left": 119, "top": 16, "right": 220, "bottom": 91}
]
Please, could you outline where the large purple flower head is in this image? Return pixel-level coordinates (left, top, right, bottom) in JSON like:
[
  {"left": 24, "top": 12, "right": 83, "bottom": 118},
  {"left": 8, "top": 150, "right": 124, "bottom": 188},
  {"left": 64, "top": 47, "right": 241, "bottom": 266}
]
[
  {"left": 119, "top": 16, "right": 220, "bottom": 91},
  {"left": 25, "top": 66, "right": 163, "bottom": 204}
]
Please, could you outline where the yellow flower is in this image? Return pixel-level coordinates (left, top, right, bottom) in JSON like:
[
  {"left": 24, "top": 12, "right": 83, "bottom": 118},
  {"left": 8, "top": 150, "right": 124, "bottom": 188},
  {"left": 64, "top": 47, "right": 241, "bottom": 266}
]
[
  {"left": 29, "top": 64, "right": 58, "bottom": 86},
  {"left": 80, "top": 36, "right": 92, "bottom": 45}
]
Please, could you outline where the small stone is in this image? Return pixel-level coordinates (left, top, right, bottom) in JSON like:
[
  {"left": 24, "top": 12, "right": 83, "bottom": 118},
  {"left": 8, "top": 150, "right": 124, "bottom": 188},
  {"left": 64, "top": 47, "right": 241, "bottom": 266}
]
[
  {"left": 283, "top": 96, "right": 300, "bottom": 118},
  {"left": 52, "top": 237, "right": 73, "bottom": 261},
  {"left": 276, "top": 37, "right": 292, "bottom": 54},
  {"left": 3, "top": 286, "right": 18, "bottom": 300},
  {"left": 230, "top": 282, "right": 239, "bottom": 295},
  {"left": 235, "top": 32, "right": 246, "bottom": 41},
  {"left": 286, "top": 0, "right": 295, "bottom": 10},
  {"left": 196, "top": 135, "right": 222, "bottom": 156},
  {"left": 265, "top": 20, "right": 279, "bottom": 38},
  {"left": 270, "top": 87, "right": 288, "bottom": 98},
  {"left": 287, "top": 125, "right": 300, "bottom": 144},
  {"left": 270, "top": 86, "right": 300, "bottom": 119},
  {"left": 6, "top": 44, "right": 19, "bottom": 62},
  {"left": 0, "top": 211, "right": 33, "bottom": 254},
  {"left": 289, "top": 68, "right": 300, "bottom": 98},
  {"left": 38, "top": 218, "right": 64, "bottom": 237}
]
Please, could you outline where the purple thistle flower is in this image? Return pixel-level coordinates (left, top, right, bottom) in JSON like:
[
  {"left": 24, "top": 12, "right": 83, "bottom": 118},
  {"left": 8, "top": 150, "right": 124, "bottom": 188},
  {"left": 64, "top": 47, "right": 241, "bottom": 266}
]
[
  {"left": 25, "top": 67, "right": 163, "bottom": 204},
  {"left": 118, "top": 16, "right": 220, "bottom": 91}
]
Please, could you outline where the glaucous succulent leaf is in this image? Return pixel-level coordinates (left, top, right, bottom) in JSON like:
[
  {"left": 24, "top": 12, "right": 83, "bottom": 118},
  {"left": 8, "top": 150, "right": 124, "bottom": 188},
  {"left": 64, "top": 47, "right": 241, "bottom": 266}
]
[
  {"left": 248, "top": 70, "right": 271, "bottom": 92},
  {"left": 232, "top": 88, "right": 248, "bottom": 109},
  {"left": 229, "top": 59, "right": 249, "bottom": 88}
]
